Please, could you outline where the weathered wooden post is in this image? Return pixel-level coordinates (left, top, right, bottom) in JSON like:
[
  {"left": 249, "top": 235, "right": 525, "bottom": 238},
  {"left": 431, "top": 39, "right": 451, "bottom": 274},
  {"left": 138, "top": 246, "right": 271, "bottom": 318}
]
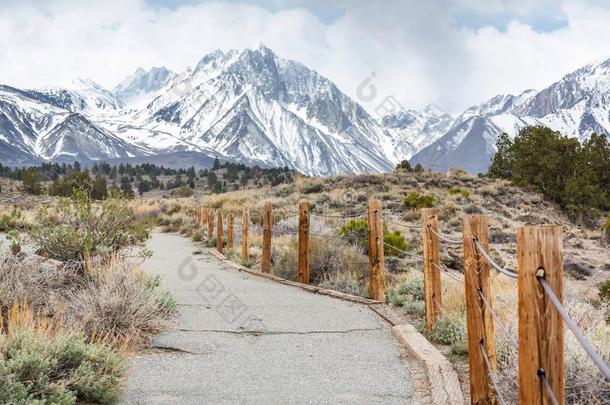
[
  {"left": 227, "top": 211, "right": 234, "bottom": 250},
  {"left": 207, "top": 208, "right": 214, "bottom": 238},
  {"left": 241, "top": 207, "right": 249, "bottom": 263},
  {"left": 298, "top": 201, "right": 310, "bottom": 284},
  {"left": 217, "top": 209, "right": 223, "bottom": 253},
  {"left": 261, "top": 202, "right": 272, "bottom": 273},
  {"left": 421, "top": 208, "right": 441, "bottom": 331},
  {"left": 462, "top": 214, "right": 496, "bottom": 405},
  {"left": 367, "top": 198, "right": 385, "bottom": 301},
  {"left": 517, "top": 225, "right": 564, "bottom": 405}
]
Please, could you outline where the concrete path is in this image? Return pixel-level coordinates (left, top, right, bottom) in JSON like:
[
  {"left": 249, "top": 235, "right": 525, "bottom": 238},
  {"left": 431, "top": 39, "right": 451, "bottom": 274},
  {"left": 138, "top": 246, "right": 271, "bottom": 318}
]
[{"left": 121, "top": 232, "right": 416, "bottom": 404}]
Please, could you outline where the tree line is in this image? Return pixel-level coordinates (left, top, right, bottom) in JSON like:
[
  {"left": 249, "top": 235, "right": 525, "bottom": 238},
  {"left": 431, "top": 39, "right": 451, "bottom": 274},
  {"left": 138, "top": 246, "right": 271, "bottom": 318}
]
[
  {"left": 488, "top": 125, "right": 610, "bottom": 224},
  {"left": 7, "top": 158, "right": 295, "bottom": 199}
]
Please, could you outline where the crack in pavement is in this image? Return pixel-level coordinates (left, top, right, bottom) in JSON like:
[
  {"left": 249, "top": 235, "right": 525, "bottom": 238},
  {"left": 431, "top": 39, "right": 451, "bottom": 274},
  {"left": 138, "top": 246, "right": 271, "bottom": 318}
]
[
  {"left": 175, "top": 327, "right": 382, "bottom": 336},
  {"left": 148, "top": 345, "right": 203, "bottom": 355}
]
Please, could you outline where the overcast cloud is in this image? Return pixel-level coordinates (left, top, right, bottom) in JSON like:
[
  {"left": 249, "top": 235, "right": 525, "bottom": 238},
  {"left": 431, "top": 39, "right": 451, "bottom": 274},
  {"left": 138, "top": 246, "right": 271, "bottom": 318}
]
[{"left": 2, "top": 0, "right": 610, "bottom": 112}]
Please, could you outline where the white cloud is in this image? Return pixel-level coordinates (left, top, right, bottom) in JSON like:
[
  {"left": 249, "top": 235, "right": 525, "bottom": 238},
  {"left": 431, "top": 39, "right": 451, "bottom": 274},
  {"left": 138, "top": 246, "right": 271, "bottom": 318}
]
[{"left": 1, "top": 0, "right": 610, "bottom": 113}]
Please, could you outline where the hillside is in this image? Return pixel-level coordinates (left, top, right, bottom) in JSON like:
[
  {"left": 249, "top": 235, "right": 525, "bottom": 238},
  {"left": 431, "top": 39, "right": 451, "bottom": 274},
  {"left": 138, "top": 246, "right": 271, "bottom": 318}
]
[{"left": 194, "top": 169, "right": 610, "bottom": 289}]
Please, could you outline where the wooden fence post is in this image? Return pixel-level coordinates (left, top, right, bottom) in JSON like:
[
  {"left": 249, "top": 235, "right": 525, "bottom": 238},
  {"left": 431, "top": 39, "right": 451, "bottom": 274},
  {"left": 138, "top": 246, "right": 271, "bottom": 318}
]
[
  {"left": 208, "top": 209, "right": 214, "bottom": 238},
  {"left": 227, "top": 211, "right": 234, "bottom": 250},
  {"left": 462, "top": 214, "right": 496, "bottom": 405},
  {"left": 241, "top": 207, "right": 249, "bottom": 263},
  {"left": 421, "top": 208, "right": 441, "bottom": 331},
  {"left": 298, "top": 201, "right": 310, "bottom": 284},
  {"left": 367, "top": 198, "right": 385, "bottom": 301},
  {"left": 261, "top": 202, "right": 272, "bottom": 273},
  {"left": 517, "top": 225, "right": 564, "bottom": 405},
  {"left": 217, "top": 209, "right": 223, "bottom": 253}
]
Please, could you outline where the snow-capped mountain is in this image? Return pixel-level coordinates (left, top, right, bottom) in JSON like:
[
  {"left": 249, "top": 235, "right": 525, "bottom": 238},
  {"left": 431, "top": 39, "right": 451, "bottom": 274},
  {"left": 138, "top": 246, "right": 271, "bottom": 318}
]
[
  {"left": 411, "top": 60, "right": 610, "bottom": 173},
  {"left": 0, "top": 84, "right": 146, "bottom": 163},
  {"left": 113, "top": 67, "right": 176, "bottom": 107},
  {"left": 382, "top": 105, "right": 455, "bottom": 159},
  {"left": 1, "top": 46, "right": 610, "bottom": 175},
  {"left": 109, "top": 44, "right": 396, "bottom": 175}
]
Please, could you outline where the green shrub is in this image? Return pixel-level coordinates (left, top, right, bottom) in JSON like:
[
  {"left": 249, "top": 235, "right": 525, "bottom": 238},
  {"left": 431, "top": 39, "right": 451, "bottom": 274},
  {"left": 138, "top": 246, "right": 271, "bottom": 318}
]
[
  {"left": 383, "top": 230, "right": 407, "bottom": 256},
  {"left": 339, "top": 219, "right": 369, "bottom": 249},
  {"left": 0, "top": 326, "right": 124, "bottom": 404},
  {"left": 31, "top": 189, "right": 150, "bottom": 262},
  {"left": 427, "top": 315, "right": 467, "bottom": 347},
  {"left": 0, "top": 208, "right": 27, "bottom": 232},
  {"left": 448, "top": 187, "right": 470, "bottom": 199},
  {"left": 602, "top": 214, "right": 610, "bottom": 244},
  {"left": 5, "top": 230, "right": 21, "bottom": 255},
  {"left": 403, "top": 192, "right": 436, "bottom": 209},
  {"left": 170, "top": 185, "right": 194, "bottom": 198},
  {"left": 387, "top": 276, "right": 425, "bottom": 315}
]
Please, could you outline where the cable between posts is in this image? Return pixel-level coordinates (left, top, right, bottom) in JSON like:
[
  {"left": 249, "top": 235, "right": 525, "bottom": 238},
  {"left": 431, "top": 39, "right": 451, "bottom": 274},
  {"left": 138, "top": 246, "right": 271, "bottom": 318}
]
[
  {"left": 430, "top": 260, "right": 463, "bottom": 283},
  {"left": 473, "top": 239, "right": 518, "bottom": 279},
  {"left": 539, "top": 370, "right": 560, "bottom": 405},
  {"left": 538, "top": 276, "right": 610, "bottom": 382},
  {"left": 381, "top": 241, "right": 424, "bottom": 261},
  {"left": 479, "top": 341, "right": 509, "bottom": 405},
  {"left": 427, "top": 225, "right": 462, "bottom": 244},
  {"left": 309, "top": 211, "right": 368, "bottom": 219},
  {"left": 382, "top": 215, "right": 423, "bottom": 230},
  {"left": 477, "top": 289, "right": 519, "bottom": 349}
]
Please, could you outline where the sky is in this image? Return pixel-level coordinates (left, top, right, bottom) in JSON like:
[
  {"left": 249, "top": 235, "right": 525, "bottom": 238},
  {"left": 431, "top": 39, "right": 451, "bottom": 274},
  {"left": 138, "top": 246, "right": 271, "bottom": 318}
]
[{"left": 2, "top": 0, "right": 610, "bottom": 113}]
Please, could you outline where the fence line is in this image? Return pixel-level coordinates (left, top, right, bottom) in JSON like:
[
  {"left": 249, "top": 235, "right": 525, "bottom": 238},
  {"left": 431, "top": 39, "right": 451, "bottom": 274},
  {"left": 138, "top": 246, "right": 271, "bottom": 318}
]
[{"left": 196, "top": 200, "right": 610, "bottom": 405}]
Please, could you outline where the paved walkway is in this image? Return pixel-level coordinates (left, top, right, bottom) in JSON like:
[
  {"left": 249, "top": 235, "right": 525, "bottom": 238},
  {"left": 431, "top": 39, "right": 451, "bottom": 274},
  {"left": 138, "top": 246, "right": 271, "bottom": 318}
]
[{"left": 121, "top": 232, "right": 415, "bottom": 404}]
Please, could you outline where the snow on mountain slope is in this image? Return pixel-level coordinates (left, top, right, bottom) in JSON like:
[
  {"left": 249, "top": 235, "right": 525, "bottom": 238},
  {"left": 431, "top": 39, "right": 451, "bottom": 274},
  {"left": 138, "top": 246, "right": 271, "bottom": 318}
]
[
  {"left": 382, "top": 105, "right": 455, "bottom": 159},
  {"left": 411, "top": 58, "right": 610, "bottom": 173},
  {"left": 0, "top": 83, "right": 146, "bottom": 164},
  {"left": 39, "top": 78, "right": 124, "bottom": 113},
  {"left": 38, "top": 113, "right": 149, "bottom": 161},
  {"left": 125, "top": 44, "right": 395, "bottom": 175},
  {"left": 113, "top": 67, "right": 176, "bottom": 107},
  {"left": 2, "top": 45, "right": 610, "bottom": 175}
]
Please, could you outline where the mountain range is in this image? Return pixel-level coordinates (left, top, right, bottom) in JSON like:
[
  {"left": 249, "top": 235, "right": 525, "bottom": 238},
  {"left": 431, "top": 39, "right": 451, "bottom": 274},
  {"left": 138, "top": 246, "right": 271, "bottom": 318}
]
[{"left": 1, "top": 44, "right": 609, "bottom": 175}]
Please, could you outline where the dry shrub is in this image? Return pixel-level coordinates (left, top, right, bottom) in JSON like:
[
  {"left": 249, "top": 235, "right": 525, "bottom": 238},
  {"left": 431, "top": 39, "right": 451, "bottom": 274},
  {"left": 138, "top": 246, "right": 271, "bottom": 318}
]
[
  {"left": 270, "top": 234, "right": 369, "bottom": 296},
  {"left": 0, "top": 252, "right": 175, "bottom": 348},
  {"left": 0, "top": 253, "right": 78, "bottom": 317},
  {"left": 132, "top": 201, "right": 163, "bottom": 221},
  {"left": 65, "top": 257, "right": 175, "bottom": 347}
]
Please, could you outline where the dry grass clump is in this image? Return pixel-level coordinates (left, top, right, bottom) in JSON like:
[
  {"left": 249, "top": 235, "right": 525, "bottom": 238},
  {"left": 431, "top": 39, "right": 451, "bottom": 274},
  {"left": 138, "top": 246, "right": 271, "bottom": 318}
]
[
  {"left": 0, "top": 254, "right": 79, "bottom": 318},
  {"left": 0, "top": 252, "right": 175, "bottom": 348},
  {"left": 494, "top": 286, "right": 610, "bottom": 404},
  {"left": 65, "top": 257, "right": 176, "bottom": 347},
  {"left": 269, "top": 235, "right": 369, "bottom": 296},
  {"left": 132, "top": 200, "right": 163, "bottom": 221}
]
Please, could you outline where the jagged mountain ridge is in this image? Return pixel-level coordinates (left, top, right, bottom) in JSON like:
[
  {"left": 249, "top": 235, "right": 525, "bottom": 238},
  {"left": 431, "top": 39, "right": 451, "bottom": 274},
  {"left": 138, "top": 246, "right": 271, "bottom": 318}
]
[
  {"left": 410, "top": 59, "right": 610, "bottom": 173},
  {"left": 1, "top": 46, "right": 610, "bottom": 174},
  {"left": 0, "top": 45, "right": 397, "bottom": 175}
]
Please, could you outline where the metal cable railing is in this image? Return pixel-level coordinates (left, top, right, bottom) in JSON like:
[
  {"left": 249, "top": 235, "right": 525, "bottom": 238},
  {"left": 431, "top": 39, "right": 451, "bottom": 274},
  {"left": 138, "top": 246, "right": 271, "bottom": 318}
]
[
  {"left": 479, "top": 341, "right": 509, "bottom": 405},
  {"left": 309, "top": 211, "right": 368, "bottom": 219},
  {"left": 430, "top": 260, "right": 463, "bottom": 283},
  {"left": 539, "top": 371, "right": 560, "bottom": 405},
  {"left": 538, "top": 276, "right": 610, "bottom": 381},
  {"left": 477, "top": 289, "right": 519, "bottom": 349},
  {"left": 427, "top": 225, "right": 463, "bottom": 244},
  {"left": 382, "top": 214, "right": 423, "bottom": 230},
  {"left": 473, "top": 239, "right": 518, "bottom": 279},
  {"left": 381, "top": 241, "right": 424, "bottom": 261},
  {"left": 309, "top": 232, "right": 367, "bottom": 241}
]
